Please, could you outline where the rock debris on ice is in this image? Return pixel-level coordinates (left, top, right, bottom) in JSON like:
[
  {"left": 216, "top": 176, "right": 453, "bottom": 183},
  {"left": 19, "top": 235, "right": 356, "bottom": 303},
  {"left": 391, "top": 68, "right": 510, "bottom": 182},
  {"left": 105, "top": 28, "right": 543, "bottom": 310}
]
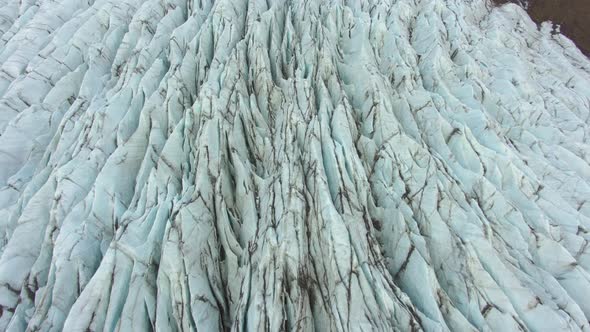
[{"left": 0, "top": 0, "right": 590, "bottom": 330}]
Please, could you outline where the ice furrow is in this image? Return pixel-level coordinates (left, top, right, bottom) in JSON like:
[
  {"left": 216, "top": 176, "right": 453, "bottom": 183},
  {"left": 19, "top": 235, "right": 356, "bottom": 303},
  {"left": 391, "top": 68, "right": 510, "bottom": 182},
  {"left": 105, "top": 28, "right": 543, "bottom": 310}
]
[{"left": 0, "top": 0, "right": 589, "bottom": 331}]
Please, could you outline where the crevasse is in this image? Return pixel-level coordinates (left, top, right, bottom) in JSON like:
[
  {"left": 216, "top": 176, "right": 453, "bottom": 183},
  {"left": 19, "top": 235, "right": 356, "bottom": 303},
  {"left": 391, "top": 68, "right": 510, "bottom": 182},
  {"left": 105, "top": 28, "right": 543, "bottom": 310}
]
[{"left": 0, "top": 0, "right": 589, "bottom": 330}]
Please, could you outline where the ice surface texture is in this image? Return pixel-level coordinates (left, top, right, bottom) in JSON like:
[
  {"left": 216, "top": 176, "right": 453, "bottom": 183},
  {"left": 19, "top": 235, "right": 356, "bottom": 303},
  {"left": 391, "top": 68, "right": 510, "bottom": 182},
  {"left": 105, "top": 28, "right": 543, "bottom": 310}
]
[{"left": 0, "top": 0, "right": 590, "bottom": 330}]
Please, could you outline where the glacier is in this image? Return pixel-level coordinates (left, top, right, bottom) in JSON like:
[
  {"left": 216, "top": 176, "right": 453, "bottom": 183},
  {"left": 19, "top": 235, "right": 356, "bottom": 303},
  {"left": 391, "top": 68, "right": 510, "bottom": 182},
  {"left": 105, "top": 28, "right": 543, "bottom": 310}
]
[{"left": 0, "top": 0, "right": 590, "bottom": 330}]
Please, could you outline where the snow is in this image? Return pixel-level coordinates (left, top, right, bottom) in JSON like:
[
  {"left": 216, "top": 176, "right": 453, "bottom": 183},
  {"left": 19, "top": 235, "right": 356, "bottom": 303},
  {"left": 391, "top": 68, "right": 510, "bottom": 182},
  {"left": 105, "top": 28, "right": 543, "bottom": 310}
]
[{"left": 0, "top": 0, "right": 589, "bottom": 330}]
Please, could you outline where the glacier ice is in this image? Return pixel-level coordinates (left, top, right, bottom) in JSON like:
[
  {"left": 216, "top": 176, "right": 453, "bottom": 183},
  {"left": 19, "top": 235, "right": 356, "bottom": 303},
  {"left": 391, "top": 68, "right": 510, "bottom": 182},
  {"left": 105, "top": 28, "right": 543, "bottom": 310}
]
[{"left": 0, "top": 0, "right": 590, "bottom": 330}]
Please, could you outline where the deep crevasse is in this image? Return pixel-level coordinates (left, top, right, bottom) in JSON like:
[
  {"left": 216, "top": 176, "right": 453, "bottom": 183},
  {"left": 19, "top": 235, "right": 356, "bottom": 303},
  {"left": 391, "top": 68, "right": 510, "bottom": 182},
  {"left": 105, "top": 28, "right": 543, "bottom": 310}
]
[{"left": 0, "top": 0, "right": 589, "bottom": 330}]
